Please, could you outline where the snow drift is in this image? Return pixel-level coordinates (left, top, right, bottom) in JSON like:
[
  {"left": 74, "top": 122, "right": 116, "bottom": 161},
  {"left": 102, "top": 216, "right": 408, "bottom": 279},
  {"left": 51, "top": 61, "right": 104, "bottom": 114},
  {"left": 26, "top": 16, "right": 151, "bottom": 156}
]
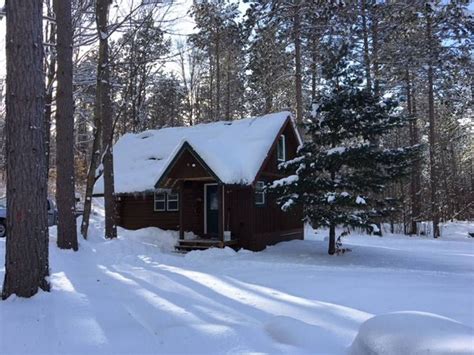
[{"left": 349, "top": 311, "right": 474, "bottom": 355}]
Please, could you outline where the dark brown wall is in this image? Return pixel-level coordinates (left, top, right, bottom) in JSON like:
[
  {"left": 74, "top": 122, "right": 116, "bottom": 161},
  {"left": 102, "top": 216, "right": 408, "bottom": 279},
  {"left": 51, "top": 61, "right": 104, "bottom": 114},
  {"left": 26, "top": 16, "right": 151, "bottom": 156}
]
[
  {"left": 181, "top": 181, "right": 204, "bottom": 235},
  {"left": 259, "top": 121, "right": 300, "bottom": 179},
  {"left": 168, "top": 149, "right": 213, "bottom": 180},
  {"left": 224, "top": 186, "right": 255, "bottom": 250},
  {"left": 250, "top": 121, "right": 304, "bottom": 251},
  {"left": 116, "top": 194, "right": 179, "bottom": 230}
]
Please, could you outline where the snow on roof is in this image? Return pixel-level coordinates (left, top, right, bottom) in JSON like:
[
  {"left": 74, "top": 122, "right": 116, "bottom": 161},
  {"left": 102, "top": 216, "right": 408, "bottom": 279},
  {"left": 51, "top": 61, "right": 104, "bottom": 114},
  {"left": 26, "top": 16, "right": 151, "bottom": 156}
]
[{"left": 94, "top": 111, "right": 296, "bottom": 194}]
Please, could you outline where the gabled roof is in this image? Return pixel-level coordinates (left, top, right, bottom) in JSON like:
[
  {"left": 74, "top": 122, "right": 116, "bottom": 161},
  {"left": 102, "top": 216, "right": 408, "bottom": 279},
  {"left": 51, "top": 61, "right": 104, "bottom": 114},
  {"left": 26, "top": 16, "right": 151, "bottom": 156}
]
[{"left": 94, "top": 111, "right": 299, "bottom": 194}]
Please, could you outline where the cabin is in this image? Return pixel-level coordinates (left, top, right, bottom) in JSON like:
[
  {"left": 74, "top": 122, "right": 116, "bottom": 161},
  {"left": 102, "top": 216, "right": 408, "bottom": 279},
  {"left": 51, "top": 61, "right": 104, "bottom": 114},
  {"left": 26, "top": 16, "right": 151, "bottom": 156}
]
[{"left": 93, "top": 111, "right": 304, "bottom": 252}]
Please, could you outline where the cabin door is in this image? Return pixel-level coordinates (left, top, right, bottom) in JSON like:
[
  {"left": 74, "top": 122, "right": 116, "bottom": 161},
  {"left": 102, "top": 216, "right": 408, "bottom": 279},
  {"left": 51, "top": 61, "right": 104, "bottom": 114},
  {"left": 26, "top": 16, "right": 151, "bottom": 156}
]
[{"left": 204, "top": 183, "right": 218, "bottom": 236}]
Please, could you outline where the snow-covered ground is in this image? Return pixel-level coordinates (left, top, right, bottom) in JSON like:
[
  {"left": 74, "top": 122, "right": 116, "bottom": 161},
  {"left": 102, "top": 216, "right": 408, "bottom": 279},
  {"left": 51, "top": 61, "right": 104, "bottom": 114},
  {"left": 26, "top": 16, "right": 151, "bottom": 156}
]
[{"left": 0, "top": 209, "right": 473, "bottom": 354}]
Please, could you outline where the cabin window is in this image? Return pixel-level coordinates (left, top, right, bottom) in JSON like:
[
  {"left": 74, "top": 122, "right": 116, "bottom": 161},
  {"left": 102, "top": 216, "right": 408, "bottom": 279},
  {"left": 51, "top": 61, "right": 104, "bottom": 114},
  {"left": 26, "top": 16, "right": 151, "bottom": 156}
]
[
  {"left": 154, "top": 192, "right": 166, "bottom": 211},
  {"left": 277, "top": 134, "right": 286, "bottom": 162},
  {"left": 155, "top": 191, "right": 179, "bottom": 212},
  {"left": 167, "top": 192, "right": 179, "bottom": 211},
  {"left": 255, "top": 181, "right": 265, "bottom": 205}
]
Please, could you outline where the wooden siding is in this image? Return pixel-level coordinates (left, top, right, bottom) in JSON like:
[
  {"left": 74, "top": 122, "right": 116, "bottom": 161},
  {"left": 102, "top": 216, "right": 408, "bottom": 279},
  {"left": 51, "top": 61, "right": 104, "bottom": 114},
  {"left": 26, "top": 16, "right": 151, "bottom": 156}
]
[
  {"left": 181, "top": 181, "right": 205, "bottom": 235},
  {"left": 259, "top": 121, "right": 300, "bottom": 179},
  {"left": 224, "top": 186, "right": 255, "bottom": 250},
  {"left": 116, "top": 194, "right": 179, "bottom": 230},
  {"left": 251, "top": 120, "right": 304, "bottom": 251}
]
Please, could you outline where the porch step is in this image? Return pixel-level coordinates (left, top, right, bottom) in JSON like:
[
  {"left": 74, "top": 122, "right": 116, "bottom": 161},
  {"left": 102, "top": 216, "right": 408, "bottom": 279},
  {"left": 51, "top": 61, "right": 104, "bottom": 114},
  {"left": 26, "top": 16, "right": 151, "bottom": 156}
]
[{"left": 175, "top": 239, "right": 238, "bottom": 252}]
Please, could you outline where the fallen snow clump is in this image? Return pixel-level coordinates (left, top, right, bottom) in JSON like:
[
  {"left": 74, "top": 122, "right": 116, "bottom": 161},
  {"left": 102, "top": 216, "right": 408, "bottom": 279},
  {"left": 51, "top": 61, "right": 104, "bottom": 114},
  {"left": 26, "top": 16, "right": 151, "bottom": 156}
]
[{"left": 349, "top": 311, "right": 474, "bottom": 355}]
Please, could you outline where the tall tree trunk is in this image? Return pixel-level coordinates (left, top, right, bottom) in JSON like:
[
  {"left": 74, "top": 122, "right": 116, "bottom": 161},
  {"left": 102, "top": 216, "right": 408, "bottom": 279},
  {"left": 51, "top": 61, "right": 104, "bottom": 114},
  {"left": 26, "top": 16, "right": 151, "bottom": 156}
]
[
  {"left": 361, "top": 0, "right": 372, "bottom": 91},
  {"left": 2, "top": 0, "right": 50, "bottom": 299},
  {"left": 54, "top": 0, "right": 78, "bottom": 251},
  {"left": 97, "top": 0, "right": 117, "bottom": 239},
  {"left": 293, "top": 0, "right": 303, "bottom": 124},
  {"left": 426, "top": 14, "right": 440, "bottom": 238},
  {"left": 80, "top": 6, "right": 106, "bottom": 240},
  {"left": 371, "top": 5, "right": 380, "bottom": 96},
  {"left": 310, "top": 36, "right": 318, "bottom": 103},
  {"left": 225, "top": 55, "right": 231, "bottom": 121},
  {"left": 44, "top": 4, "right": 56, "bottom": 180},
  {"left": 215, "top": 27, "right": 221, "bottom": 120},
  {"left": 407, "top": 70, "right": 421, "bottom": 234},
  {"left": 209, "top": 51, "right": 214, "bottom": 120},
  {"left": 80, "top": 104, "right": 102, "bottom": 239}
]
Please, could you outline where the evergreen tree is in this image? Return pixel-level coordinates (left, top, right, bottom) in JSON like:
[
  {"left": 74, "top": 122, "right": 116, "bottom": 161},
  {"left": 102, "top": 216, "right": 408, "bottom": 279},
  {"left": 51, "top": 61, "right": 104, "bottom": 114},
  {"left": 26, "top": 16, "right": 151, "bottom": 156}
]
[{"left": 271, "top": 44, "right": 420, "bottom": 254}]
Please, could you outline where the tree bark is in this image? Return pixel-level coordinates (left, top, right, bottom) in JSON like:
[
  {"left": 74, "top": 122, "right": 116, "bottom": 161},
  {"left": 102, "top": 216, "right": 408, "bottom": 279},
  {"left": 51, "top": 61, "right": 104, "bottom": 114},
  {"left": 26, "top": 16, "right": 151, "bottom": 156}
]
[
  {"left": 426, "top": 13, "right": 440, "bottom": 238},
  {"left": 407, "top": 70, "right": 421, "bottom": 235},
  {"left": 2, "top": 0, "right": 50, "bottom": 299},
  {"left": 328, "top": 223, "right": 336, "bottom": 255},
  {"left": 80, "top": 104, "right": 102, "bottom": 239},
  {"left": 54, "top": 0, "right": 78, "bottom": 251},
  {"left": 97, "top": 0, "right": 117, "bottom": 239},
  {"left": 215, "top": 26, "right": 221, "bottom": 120},
  {"left": 293, "top": 0, "right": 303, "bottom": 124},
  {"left": 370, "top": 5, "right": 380, "bottom": 96},
  {"left": 361, "top": 0, "right": 372, "bottom": 91},
  {"left": 44, "top": 4, "right": 56, "bottom": 179}
]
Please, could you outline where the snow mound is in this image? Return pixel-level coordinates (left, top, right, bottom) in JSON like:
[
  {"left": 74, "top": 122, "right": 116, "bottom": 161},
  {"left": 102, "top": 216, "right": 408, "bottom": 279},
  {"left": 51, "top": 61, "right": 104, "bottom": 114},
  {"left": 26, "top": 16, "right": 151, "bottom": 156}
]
[
  {"left": 185, "top": 246, "right": 237, "bottom": 261},
  {"left": 264, "top": 315, "right": 343, "bottom": 352},
  {"left": 118, "top": 227, "right": 179, "bottom": 253},
  {"left": 349, "top": 311, "right": 474, "bottom": 355}
]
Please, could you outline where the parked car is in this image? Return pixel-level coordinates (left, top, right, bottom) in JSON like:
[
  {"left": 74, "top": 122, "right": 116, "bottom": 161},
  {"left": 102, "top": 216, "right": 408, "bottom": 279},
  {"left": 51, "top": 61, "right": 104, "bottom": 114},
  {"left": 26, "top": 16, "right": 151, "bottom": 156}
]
[{"left": 0, "top": 197, "right": 58, "bottom": 238}]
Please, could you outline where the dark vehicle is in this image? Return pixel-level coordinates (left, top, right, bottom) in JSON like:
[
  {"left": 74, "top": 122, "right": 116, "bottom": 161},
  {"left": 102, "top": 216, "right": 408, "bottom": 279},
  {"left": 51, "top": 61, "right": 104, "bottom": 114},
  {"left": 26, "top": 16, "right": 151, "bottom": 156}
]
[{"left": 0, "top": 197, "right": 58, "bottom": 238}]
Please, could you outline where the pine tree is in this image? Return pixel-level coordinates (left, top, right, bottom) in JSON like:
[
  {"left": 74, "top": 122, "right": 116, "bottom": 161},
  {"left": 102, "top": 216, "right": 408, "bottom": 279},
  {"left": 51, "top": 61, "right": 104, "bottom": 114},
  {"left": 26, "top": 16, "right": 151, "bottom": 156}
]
[
  {"left": 54, "top": 0, "right": 78, "bottom": 251},
  {"left": 2, "top": 0, "right": 50, "bottom": 299},
  {"left": 271, "top": 43, "right": 420, "bottom": 255}
]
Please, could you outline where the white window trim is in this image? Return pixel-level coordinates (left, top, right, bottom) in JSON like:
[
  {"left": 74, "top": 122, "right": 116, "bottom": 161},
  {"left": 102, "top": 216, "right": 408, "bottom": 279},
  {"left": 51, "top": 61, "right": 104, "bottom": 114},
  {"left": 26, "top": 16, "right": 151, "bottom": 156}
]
[
  {"left": 255, "top": 181, "right": 265, "bottom": 205},
  {"left": 154, "top": 192, "right": 166, "bottom": 212},
  {"left": 167, "top": 192, "right": 179, "bottom": 212},
  {"left": 277, "top": 134, "right": 286, "bottom": 162}
]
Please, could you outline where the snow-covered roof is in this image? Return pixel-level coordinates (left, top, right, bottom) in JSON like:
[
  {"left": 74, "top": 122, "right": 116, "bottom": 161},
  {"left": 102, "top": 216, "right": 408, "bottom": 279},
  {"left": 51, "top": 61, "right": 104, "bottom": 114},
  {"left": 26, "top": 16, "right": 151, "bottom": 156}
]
[{"left": 94, "top": 111, "right": 298, "bottom": 194}]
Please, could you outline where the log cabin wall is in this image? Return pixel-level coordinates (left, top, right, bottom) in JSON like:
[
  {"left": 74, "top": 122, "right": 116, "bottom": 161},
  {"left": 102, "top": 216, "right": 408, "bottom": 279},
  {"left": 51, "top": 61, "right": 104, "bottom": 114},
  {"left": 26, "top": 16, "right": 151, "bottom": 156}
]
[
  {"left": 224, "top": 186, "right": 255, "bottom": 250},
  {"left": 116, "top": 194, "right": 179, "bottom": 230},
  {"left": 251, "top": 120, "right": 304, "bottom": 251},
  {"left": 181, "top": 181, "right": 204, "bottom": 235},
  {"left": 259, "top": 121, "right": 300, "bottom": 178}
]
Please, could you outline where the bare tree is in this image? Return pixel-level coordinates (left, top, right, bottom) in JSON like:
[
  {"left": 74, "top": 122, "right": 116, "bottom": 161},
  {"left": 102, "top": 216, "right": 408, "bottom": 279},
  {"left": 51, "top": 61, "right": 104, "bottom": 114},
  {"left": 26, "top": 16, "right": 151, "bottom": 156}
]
[{"left": 2, "top": 0, "right": 50, "bottom": 299}]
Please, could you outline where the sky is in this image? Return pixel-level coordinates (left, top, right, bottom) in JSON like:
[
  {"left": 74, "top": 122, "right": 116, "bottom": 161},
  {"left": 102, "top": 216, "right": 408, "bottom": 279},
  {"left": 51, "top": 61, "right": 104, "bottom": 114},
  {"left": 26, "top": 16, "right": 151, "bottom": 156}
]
[{"left": 0, "top": 0, "right": 196, "bottom": 78}]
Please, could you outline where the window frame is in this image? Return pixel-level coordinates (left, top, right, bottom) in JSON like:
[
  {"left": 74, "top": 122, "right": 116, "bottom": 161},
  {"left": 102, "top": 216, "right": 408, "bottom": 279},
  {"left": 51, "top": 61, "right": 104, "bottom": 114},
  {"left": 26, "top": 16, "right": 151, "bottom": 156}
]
[
  {"left": 154, "top": 192, "right": 166, "bottom": 212},
  {"left": 255, "top": 181, "right": 266, "bottom": 206},
  {"left": 277, "top": 134, "right": 286, "bottom": 162},
  {"left": 166, "top": 192, "right": 179, "bottom": 212}
]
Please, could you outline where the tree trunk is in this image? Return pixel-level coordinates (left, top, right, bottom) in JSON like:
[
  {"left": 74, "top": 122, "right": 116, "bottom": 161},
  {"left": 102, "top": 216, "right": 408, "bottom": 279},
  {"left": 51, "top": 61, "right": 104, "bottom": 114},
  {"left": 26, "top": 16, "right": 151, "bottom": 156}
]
[
  {"left": 426, "top": 14, "right": 440, "bottom": 238},
  {"left": 2, "top": 0, "right": 50, "bottom": 299},
  {"left": 215, "top": 27, "right": 221, "bottom": 120},
  {"left": 54, "top": 0, "right": 78, "bottom": 251},
  {"left": 361, "top": 0, "right": 372, "bottom": 91},
  {"left": 97, "top": 0, "right": 117, "bottom": 239},
  {"left": 225, "top": 55, "right": 231, "bottom": 121},
  {"left": 407, "top": 70, "right": 421, "bottom": 235},
  {"left": 44, "top": 5, "right": 56, "bottom": 180},
  {"left": 328, "top": 223, "right": 336, "bottom": 255},
  {"left": 80, "top": 107, "right": 102, "bottom": 239},
  {"left": 293, "top": 0, "right": 303, "bottom": 124},
  {"left": 371, "top": 5, "right": 380, "bottom": 96}
]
